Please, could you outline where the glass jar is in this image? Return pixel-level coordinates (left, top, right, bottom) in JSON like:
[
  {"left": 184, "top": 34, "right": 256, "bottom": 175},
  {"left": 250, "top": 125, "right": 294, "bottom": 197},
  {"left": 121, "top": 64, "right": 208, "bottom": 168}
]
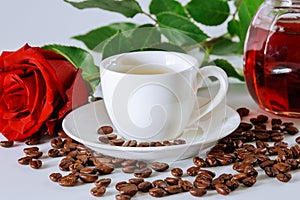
[{"left": 244, "top": 0, "right": 300, "bottom": 117}]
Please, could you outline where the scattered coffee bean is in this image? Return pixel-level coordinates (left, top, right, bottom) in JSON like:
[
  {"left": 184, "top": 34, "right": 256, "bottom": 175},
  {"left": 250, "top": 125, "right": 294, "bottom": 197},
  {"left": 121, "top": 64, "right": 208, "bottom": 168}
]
[
  {"left": 178, "top": 180, "right": 193, "bottom": 191},
  {"left": 284, "top": 126, "right": 299, "bottom": 135},
  {"left": 95, "top": 178, "right": 111, "bottom": 187},
  {"left": 119, "top": 184, "right": 138, "bottom": 197},
  {"left": 23, "top": 146, "right": 39, "bottom": 154},
  {"left": 49, "top": 173, "right": 62, "bottom": 182},
  {"left": 138, "top": 181, "right": 153, "bottom": 192},
  {"left": 276, "top": 172, "right": 292, "bottom": 182},
  {"left": 59, "top": 174, "right": 78, "bottom": 187},
  {"left": 107, "top": 134, "right": 118, "bottom": 140},
  {"left": 151, "top": 162, "right": 169, "bottom": 172},
  {"left": 242, "top": 176, "right": 256, "bottom": 187},
  {"left": 50, "top": 138, "right": 63, "bottom": 149},
  {"left": 193, "top": 156, "right": 206, "bottom": 167},
  {"left": 97, "top": 126, "right": 113, "bottom": 135},
  {"left": 18, "top": 156, "right": 32, "bottom": 165},
  {"left": 25, "top": 135, "right": 40, "bottom": 145},
  {"left": 128, "top": 178, "right": 144, "bottom": 186},
  {"left": 109, "top": 138, "right": 125, "bottom": 146},
  {"left": 137, "top": 142, "right": 150, "bottom": 147},
  {"left": 122, "top": 166, "right": 136, "bottom": 174},
  {"left": 123, "top": 140, "right": 137, "bottom": 147},
  {"left": 134, "top": 168, "right": 152, "bottom": 178},
  {"left": 236, "top": 107, "right": 250, "bottom": 118},
  {"left": 98, "top": 135, "right": 110, "bottom": 144},
  {"left": 29, "top": 159, "right": 42, "bottom": 169},
  {"left": 164, "top": 177, "right": 180, "bottom": 185},
  {"left": 79, "top": 173, "right": 98, "bottom": 183},
  {"left": 171, "top": 168, "right": 183, "bottom": 177},
  {"left": 48, "top": 149, "right": 61, "bottom": 158},
  {"left": 164, "top": 185, "right": 181, "bottom": 194},
  {"left": 152, "top": 179, "right": 168, "bottom": 188},
  {"left": 96, "top": 163, "right": 114, "bottom": 174},
  {"left": 0, "top": 140, "right": 14, "bottom": 148},
  {"left": 189, "top": 188, "right": 207, "bottom": 197},
  {"left": 173, "top": 139, "right": 186, "bottom": 145},
  {"left": 215, "top": 183, "right": 231, "bottom": 195},
  {"left": 187, "top": 166, "right": 200, "bottom": 176},
  {"left": 90, "top": 186, "right": 106, "bottom": 197},
  {"left": 149, "top": 187, "right": 165, "bottom": 197},
  {"left": 115, "top": 194, "right": 131, "bottom": 200},
  {"left": 296, "top": 136, "right": 300, "bottom": 144}
]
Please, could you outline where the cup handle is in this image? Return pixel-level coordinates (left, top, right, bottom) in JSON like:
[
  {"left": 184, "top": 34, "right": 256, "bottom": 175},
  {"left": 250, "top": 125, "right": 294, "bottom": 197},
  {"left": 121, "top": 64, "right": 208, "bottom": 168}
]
[{"left": 188, "top": 65, "right": 228, "bottom": 126}]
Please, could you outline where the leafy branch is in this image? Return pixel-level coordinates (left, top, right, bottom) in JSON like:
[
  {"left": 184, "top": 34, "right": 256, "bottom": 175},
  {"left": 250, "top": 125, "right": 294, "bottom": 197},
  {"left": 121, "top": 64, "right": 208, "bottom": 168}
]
[{"left": 46, "top": 0, "right": 264, "bottom": 89}]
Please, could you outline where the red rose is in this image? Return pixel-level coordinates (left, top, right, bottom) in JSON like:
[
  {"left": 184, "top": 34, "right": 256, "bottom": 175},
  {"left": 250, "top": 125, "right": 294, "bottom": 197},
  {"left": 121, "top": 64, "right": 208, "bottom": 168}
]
[{"left": 0, "top": 44, "right": 88, "bottom": 141}]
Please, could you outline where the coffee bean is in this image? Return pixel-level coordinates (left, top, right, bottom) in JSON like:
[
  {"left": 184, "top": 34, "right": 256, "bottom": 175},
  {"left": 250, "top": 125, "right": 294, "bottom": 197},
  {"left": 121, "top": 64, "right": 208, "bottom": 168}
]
[
  {"left": 215, "top": 184, "right": 230, "bottom": 195},
  {"left": 276, "top": 172, "right": 292, "bottom": 182},
  {"left": 284, "top": 126, "right": 299, "bottom": 135},
  {"left": 232, "top": 173, "right": 247, "bottom": 182},
  {"left": 257, "top": 115, "right": 268, "bottom": 123},
  {"left": 59, "top": 158, "right": 75, "bottom": 171},
  {"left": 239, "top": 122, "right": 253, "bottom": 131},
  {"left": 116, "top": 181, "right": 129, "bottom": 191},
  {"left": 128, "top": 178, "right": 144, "bottom": 186},
  {"left": 50, "top": 138, "right": 63, "bottom": 149},
  {"left": 0, "top": 140, "right": 14, "bottom": 148},
  {"left": 206, "top": 157, "right": 219, "bottom": 167},
  {"left": 171, "top": 168, "right": 183, "bottom": 177},
  {"left": 186, "top": 166, "right": 200, "bottom": 176},
  {"left": 198, "top": 169, "right": 216, "bottom": 179},
  {"left": 25, "top": 135, "right": 40, "bottom": 145},
  {"left": 123, "top": 140, "right": 137, "bottom": 147},
  {"left": 29, "top": 160, "right": 42, "bottom": 169},
  {"left": 26, "top": 150, "right": 43, "bottom": 158},
  {"left": 259, "top": 160, "right": 276, "bottom": 169},
  {"left": 137, "top": 142, "right": 150, "bottom": 147},
  {"left": 97, "top": 126, "right": 113, "bottom": 135},
  {"left": 136, "top": 161, "right": 147, "bottom": 169},
  {"left": 243, "top": 165, "right": 258, "bottom": 177},
  {"left": 115, "top": 194, "right": 131, "bottom": 200},
  {"left": 151, "top": 162, "right": 169, "bottom": 172},
  {"left": 271, "top": 118, "right": 282, "bottom": 125},
  {"left": 134, "top": 168, "right": 152, "bottom": 178},
  {"left": 95, "top": 178, "right": 111, "bottom": 187},
  {"left": 152, "top": 179, "right": 168, "bottom": 188},
  {"left": 96, "top": 163, "right": 114, "bottom": 174},
  {"left": 121, "top": 160, "right": 136, "bottom": 167},
  {"left": 79, "top": 167, "right": 95, "bottom": 174},
  {"left": 98, "top": 135, "right": 110, "bottom": 144},
  {"left": 149, "top": 187, "right": 165, "bottom": 197},
  {"left": 150, "top": 141, "right": 164, "bottom": 147},
  {"left": 23, "top": 147, "right": 39, "bottom": 154},
  {"left": 290, "top": 145, "right": 300, "bottom": 158},
  {"left": 48, "top": 149, "right": 61, "bottom": 158},
  {"left": 273, "top": 163, "right": 291, "bottom": 173},
  {"left": 296, "top": 136, "right": 300, "bottom": 144},
  {"left": 138, "top": 181, "right": 153, "bottom": 192},
  {"left": 173, "top": 139, "right": 186, "bottom": 145},
  {"left": 107, "top": 134, "right": 118, "bottom": 140},
  {"left": 59, "top": 174, "right": 78, "bottom": 187},
  {"left": 242, "top": 176, "right": 256, "bottom": 187},
  {"left": 109, "top": 138, "right": 125, "bottom": 146},
  {"left": 49, "top": 173, "right": 62, "bottom": 182},
  {"left": 164, "top": 177, "right": 180, "bottom": 186},
  {"left": 189, "top": 188, "right": 207, "bottom": 197},
  {"left": 122, "top": 166, "right": 136, "bottom": 173},
  {"left": 286, "top": 159, "right": 299, "bottom": 170},
  {"left": 236, "top": 107, "right": 250, "bottom": 118},
  {"left": 90, "top": 186, "right": 106, "bottom": 197},
  {"left": 256, "top": 140, "right": 269, "bottom": 148},
  {"left": 18, "top": 156, "right": 32, "bottom": 165},
  {"left": 164, "top": 185, "right": 181, "bottom": 194},
  {"left": 225, "top": 179, "right": 239, "bottom": 191},
  {"left": 79, "top": 173, "right": 98, "bottom": 183},
  {"left": 57, "top": 129, "right": 68, "bottom": 138},
  {"left": 178, "top": 180, "right": 193, "bottom": 191},
  {"left": 193, "top": 156, "right": 206, "bottom": 167},
  {"left": 264, "top": 167, "right": 279, "bottom": 177},
  {"left": 119, "top": 184, "right": 138, "bottom": 197}
]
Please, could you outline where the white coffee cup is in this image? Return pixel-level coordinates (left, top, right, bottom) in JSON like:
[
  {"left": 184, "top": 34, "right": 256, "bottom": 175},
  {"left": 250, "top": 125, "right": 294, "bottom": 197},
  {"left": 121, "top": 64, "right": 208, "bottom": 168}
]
[{"left": 100, "top": 51, "right": 228, "bottom": 142}]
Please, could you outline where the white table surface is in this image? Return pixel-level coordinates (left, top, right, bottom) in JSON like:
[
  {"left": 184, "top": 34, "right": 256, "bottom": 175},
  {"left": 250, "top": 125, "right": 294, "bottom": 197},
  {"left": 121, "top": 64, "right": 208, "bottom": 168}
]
[{"left": 1, "top": 83, "right": 300, "bottom": 200}]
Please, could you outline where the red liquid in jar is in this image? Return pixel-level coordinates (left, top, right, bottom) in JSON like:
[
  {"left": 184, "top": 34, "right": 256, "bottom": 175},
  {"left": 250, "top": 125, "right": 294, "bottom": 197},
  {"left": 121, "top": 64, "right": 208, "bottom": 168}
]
[{"left": 244, "top": 18, "right": 300, "bottom": 116}]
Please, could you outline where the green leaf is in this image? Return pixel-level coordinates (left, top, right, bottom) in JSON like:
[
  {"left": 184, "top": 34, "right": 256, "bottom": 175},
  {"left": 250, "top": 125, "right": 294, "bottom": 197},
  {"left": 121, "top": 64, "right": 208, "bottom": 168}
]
[
  {"left": 227, "top": 19, "right": 243, "bottom": 39},
  {"left": 210, "top": 38, "right": 243, "bottom": 55},
  {"left": 209, "top": 59, "right": 244, "bottom": 81},
  {"left": 127, "top": 25, "right": 162, "bottom": 50},
  {"left": 102, "top": 31, "right": 132, "bottom": 59},
  {"left": 157, "top": 12, "right": 208, "bottom": 46},
  {"left": 72, "top": 22, "right": 137, "bottom": 52},
  {"left": 42, "top": 44, "right": 100, "bottom": 90},
  {"left": 236, "top": 0, "right": 264, "bottom": 43},
  {"left": 186, "top": 0, "right": 230, "bottom": 26},
  {"left": 64, "top": 0, "right": 142, "bottom": 18},
  {"left": 149, "top": 0, "right": 187, "bottom": 17}
]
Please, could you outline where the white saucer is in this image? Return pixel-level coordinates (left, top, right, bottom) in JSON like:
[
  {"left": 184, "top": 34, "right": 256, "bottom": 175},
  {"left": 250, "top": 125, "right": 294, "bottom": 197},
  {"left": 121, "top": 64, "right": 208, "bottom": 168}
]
[{"left": 62, "top": 98, "right": 240, "bottom": 162}]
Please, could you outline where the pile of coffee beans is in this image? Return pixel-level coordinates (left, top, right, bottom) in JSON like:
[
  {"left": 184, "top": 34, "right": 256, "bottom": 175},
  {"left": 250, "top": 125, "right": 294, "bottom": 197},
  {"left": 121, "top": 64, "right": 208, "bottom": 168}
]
[
  {"left": 97, "top": 126, "right": 186, "bottom": 147},
  {"left": 1, "top": 107, "right": 300, "bottom": 199}
]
